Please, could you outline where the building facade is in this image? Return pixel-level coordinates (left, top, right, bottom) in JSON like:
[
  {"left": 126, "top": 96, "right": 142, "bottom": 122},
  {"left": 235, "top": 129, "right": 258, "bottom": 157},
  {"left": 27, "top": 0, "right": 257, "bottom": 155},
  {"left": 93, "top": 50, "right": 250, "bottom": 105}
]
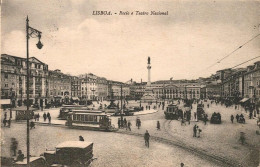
[
  {"left": 48, "top": 69, "right": 71, "bottom": 104},
  {"left": 1, "top": 54, "right": 49, "bottom": 106}
]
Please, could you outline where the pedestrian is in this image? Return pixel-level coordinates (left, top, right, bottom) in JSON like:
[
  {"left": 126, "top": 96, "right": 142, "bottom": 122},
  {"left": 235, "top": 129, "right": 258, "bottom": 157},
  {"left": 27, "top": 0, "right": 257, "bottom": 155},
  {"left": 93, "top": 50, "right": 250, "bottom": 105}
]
[
  {"left": 203, "top": 115, "right": 207, "bottom": 125},
  {"left": 4, "top": 112, "right": 7, "bottom": 119},
  {"left": 157, "top": 121, "right": 160, "bottom": 130},
  {"left": 3, "top": 118, "right": 7, "bottom": 127},
  {"left": 79, "top": 135, "right": 84, "bottom": 141},
  {"left": 123, "top": 118, "right": 127, "bottom": 128},
  {"left": 231, "top": 115, "right": 234, "bottom": 123},
  {"left": 249, "top": 112, "right": 253, "bottom": 119},
  {"left": 34, "top": 114, "right": 37, "bottom": 121},
  {"left": 137, "top": 119, "right": 141, "bottom": 129},
  {"left": 180, "top": 163, "right": 184, "bottom": 167},
  {"left": 127, "top": 121, "right": 131, "bottom": 131},
  {"left": 43, "top": 112, "right": 47, "bottom": 122},
  {"left": 11, "top": 138, "right": 18, "bottom": 156},
  {"left": 47, "top": 112, "right": 50, "bottom": 120},
  {"left": 197, "top": 126, "right": 201, "bottom": 138},
  {"left": 37, "top": 113, "right": 40, "bottom": 121},
  {"left": 118, "top": 118, "right": 121, "bottom": 128},
  {"left": 48, "top": 116, "right": 51, "bottom": 124},
  {"left": 236, "top": 114, "right": 239, "bottom": 122},
  {"left": 194, "top": 112, "right": 197, "bottom": 120},
  {"left": 144, "top": 130, "right": 150, "bottom": 148},
  {"left": 7, "top": 118, "right": 11, "bottom": 128},
  {"left": 17, "top": 150, "right": 24, "bottom": 161},
  {"left": 148, "top": 106, "right": 150, "bottom": 110},
  {"left": 193, "top": 125, "right": 197, "bottom": 137}
]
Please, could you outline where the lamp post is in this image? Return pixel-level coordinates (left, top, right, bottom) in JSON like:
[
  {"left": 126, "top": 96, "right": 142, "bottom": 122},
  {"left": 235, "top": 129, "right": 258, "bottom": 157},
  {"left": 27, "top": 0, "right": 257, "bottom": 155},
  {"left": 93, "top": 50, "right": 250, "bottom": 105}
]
[{"left": 26, "top": 16, "right": 43, "bottom": 167}]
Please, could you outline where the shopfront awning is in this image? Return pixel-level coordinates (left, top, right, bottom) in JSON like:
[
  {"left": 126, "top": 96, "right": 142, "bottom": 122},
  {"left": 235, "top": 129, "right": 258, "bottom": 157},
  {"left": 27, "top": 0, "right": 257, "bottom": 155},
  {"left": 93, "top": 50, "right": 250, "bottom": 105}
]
[{"left": 240, "top": 98, "right": 249, "bottom": 103}]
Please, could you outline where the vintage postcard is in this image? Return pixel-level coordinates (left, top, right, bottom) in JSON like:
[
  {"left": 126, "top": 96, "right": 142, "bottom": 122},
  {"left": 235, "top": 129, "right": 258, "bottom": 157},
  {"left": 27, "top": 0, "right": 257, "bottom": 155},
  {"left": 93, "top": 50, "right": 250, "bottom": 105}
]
[{"left": 1, "top": 0, "right": 260, "bottom": 166}]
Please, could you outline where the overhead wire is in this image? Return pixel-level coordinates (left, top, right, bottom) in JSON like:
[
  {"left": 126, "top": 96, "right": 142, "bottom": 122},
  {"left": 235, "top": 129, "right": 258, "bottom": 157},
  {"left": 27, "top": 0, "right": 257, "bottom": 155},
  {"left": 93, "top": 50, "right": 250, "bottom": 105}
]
[
  {"left": 231, "top": 56, "right": 260, "bottom": 69},
  {"left": 206, "top": 33, "right": 260, "bottom": 70}
]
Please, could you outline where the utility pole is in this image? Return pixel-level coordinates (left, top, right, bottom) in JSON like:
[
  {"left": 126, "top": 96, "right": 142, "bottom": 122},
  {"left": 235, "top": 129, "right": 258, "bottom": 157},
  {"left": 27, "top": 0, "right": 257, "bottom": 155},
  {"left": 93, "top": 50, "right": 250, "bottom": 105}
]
[{"left": 120, "top": 84, "right": 123, "bottom": 127}]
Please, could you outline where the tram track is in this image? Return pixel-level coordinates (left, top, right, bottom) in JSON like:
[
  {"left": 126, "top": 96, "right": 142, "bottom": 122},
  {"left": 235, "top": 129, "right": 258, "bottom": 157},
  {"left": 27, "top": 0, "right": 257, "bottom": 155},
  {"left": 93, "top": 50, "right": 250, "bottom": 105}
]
[
  {"left": 115, "top": 120, "right": 242, "bottom": 167},
  {"left": 15, "top": 120, "right": 243, "bottom": 166}
]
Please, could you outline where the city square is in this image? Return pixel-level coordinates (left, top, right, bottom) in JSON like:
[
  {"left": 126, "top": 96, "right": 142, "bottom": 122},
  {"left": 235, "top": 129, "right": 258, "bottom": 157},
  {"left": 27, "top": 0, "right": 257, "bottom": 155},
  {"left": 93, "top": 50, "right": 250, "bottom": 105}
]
[{"left": 1, "top": 0, "right": 260, "bottom": 167}]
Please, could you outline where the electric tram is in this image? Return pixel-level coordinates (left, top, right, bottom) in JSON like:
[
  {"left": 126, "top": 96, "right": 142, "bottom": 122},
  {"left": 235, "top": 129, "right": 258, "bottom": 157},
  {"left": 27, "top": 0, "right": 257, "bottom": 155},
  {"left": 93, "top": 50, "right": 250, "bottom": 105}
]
[
  {"left": 58, "top": 105, "right": 90, "bottom": 120},
  {"left": 164, "top": 104, "right": 183, "bottom": 120},
  {"left": 65, "top": 110, "right": 117, "bottom": 132}
]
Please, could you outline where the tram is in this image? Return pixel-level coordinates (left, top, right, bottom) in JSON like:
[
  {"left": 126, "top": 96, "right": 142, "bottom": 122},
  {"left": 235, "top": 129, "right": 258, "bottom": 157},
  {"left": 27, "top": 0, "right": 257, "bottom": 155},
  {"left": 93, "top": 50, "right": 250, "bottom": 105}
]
[
  {"left": 13, "top": 107, "right": 36, "bottom": 120},
  {"left": 164, "top": 104, "right": 183, "bottom": 120},
  {"left": 66, "top": 110, "right": 117, "bottom": 132},
  {"left": 59, "top": 105, "right": 90, "bottom": 120}
]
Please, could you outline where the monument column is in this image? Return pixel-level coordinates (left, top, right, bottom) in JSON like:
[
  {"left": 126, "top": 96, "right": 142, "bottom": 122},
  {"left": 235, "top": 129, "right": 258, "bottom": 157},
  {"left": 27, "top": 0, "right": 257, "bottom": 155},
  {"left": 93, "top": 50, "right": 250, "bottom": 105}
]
[{"left": 147, "top": 57, "right": 151, "bottom": 87}]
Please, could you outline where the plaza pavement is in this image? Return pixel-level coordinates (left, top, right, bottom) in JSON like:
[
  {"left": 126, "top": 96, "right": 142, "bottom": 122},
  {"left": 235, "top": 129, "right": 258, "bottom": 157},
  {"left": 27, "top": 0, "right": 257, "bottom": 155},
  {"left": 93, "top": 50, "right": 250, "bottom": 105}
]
[
  {"left": 114, "top": 101, "right": 260, "bottom": 167},
  {"left": 1, "top": 122, "right": 217, "bottom": 167},
  {"left": 1, "top": 100, "right": 259, "bottom": 166}
]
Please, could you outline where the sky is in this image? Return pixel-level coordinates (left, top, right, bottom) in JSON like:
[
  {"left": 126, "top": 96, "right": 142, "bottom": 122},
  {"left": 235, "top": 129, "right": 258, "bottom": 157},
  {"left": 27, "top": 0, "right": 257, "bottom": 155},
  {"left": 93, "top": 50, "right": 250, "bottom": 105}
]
[{"left": 1, "top": 0, "right": 260, "bottom": 82}]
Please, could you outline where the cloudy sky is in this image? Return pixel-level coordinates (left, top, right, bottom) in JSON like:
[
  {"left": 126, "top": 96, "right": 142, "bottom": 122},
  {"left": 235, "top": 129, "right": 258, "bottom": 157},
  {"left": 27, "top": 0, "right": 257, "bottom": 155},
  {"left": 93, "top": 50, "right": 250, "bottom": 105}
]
[{"left": 2, "top": 0, "right": 260, "bottom": 82}]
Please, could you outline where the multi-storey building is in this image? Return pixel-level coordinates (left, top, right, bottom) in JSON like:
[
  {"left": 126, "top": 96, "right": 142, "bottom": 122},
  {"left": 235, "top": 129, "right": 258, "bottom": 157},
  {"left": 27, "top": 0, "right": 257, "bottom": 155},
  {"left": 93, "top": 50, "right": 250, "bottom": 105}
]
[
  {"left": 48, "top": 69, "right": 71, "bottom": 104},
  {"left": 96, "top": 77, "right": 108, "bottom": 101},
  {"left": 80, "top": 73, "right": 101, "bottom": 100},
  {"left": 71, "top": 76, "right": 82, "bottom": 99},
  {"left": 243, "top": 62, "right": 260, "bottom": 102},
  {"left": 202, "top": 84, "right": 221, "bottom": 99},
  {"left": 129, "top": 81, "right": 147, "bottom": 100},
  {"left": 221, "top": 68, "right": 246, "bottom": 101},
  {"left": 107, "top": 80, "right": 130, "bottom": 100},
  {"left": 1, "top": 54, "right": 48, "bottom": 106},
  {"left": 152, "top": 80, "right": 202, "bottom": 100}
]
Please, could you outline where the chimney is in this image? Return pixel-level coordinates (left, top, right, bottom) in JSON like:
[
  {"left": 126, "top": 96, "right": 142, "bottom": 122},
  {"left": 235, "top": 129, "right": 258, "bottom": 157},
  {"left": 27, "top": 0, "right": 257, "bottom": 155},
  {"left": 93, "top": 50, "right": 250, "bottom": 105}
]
[
  {"left": 131, "top": 78, "right": 133, "bottom": 83},
  {"left": 141, "top": 78, "right": 142, "bottom": 83}
]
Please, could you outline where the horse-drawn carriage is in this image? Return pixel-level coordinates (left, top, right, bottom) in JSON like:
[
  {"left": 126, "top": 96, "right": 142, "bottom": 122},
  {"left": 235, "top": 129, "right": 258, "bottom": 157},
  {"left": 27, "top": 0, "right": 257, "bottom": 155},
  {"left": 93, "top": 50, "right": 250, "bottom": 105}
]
[
  {"left": 238, "top": 114, "right": 245, "bottom": 124},
  {"left": 197, "top": 104, "right": 205, "bottom": 121},
  {"left": 210, "top": 112, "right": 221, "bottom": 124}
]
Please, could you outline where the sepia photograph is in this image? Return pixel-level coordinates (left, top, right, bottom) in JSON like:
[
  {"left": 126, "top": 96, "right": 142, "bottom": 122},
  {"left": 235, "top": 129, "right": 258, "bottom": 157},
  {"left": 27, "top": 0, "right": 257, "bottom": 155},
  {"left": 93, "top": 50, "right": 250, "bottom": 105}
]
[{"left": 1, "top": 0, "right": 260, "bottom": 166}]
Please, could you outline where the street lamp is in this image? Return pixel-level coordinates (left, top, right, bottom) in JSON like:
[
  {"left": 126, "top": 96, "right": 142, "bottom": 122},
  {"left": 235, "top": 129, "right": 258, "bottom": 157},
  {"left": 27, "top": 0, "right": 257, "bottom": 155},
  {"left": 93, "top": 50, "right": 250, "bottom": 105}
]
[{"left": 26, "top": 16, "right": 43, "bottom": 167}]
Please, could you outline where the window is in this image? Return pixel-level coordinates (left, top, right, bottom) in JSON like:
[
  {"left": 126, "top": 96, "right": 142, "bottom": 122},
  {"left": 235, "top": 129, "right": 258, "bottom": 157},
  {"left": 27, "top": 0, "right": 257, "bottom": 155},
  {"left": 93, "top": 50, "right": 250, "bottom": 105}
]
[
  {"left": 5, "top": 83, "right": 8, "bottom": 87},
  {"left": 4, "top": 74, "right": 8, "bottom": 79}
]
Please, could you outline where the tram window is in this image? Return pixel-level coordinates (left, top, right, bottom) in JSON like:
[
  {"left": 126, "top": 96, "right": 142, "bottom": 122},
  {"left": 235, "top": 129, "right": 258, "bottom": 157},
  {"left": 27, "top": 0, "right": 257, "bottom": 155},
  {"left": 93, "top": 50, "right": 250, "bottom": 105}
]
[
  {"left": 77, "top": 115, "right": 80, "bottom": 121},
  {"left": 93, "top": 116, "right": 97, "bottom": 122},
  {"left": 89, "top": 115, "right": 93, "bottom": 122},
  {"left": 73, "top": 115, "right": 76, "bottom": 120},
  {"left": 85, "top": 115, "right": 88, "bottom": 121},
  {"left": 81, "top": 115, "right": 84, "bottom": 121}
]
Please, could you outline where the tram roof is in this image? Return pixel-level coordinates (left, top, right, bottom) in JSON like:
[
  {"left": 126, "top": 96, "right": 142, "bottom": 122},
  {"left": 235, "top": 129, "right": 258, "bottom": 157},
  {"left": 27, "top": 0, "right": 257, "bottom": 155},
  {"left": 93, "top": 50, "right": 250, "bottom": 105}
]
[
  {"left": 62, "top": 105, "right": 86, "bottom": 107},
  {"left": 69, "top": 112, "right": 107, "bottom": 116},
  {"left": 72, "top": 109, "right": 103, "bottom": 113},
  {"left": 13, "top": 107, "right": 37, "bottom": 111},
  {"left": 56, "top": 141, "right": 93, "bottom": 149}
]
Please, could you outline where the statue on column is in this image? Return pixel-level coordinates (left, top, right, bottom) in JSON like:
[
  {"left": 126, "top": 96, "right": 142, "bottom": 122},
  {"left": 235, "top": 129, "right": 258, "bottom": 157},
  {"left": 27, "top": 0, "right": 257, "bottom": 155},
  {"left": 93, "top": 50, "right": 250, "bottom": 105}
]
[{"left": 148, "top": 57, "right": 151, "bottom": 64}]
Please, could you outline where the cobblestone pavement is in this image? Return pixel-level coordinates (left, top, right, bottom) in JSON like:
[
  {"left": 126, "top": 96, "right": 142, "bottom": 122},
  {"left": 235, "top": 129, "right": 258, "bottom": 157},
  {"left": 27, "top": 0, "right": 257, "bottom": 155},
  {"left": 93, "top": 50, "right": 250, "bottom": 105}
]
[{"left": 1, "top": 123, "right": 217, "bottom": 167}]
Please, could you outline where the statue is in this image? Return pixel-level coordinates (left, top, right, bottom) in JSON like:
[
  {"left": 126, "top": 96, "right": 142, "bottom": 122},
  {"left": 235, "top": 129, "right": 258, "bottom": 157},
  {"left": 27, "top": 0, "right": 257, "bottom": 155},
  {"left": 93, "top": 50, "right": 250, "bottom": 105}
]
[{"left": 148, "top": 57, "right": 151, "bottom": 64}]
